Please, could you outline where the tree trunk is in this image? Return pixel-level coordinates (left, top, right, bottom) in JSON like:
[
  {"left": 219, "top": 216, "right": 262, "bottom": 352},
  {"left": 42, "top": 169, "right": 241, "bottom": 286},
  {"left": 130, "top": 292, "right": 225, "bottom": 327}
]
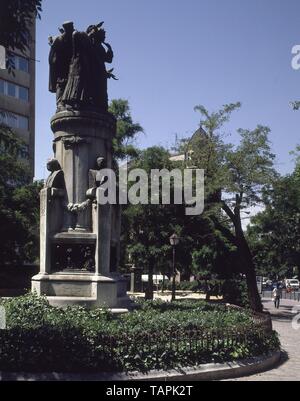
[
  {"left": 219, "top": 204, "right": 263, "bottom": 312},
  {"left": 145, "top": 263, "right": 154, "bottom": 300},
  {"left": 161, "top": 274, "right": 165, "bottom": 293},
  {"left": 205, "top": 280, "right": 211, "bottom": 301},
  {"left": 236, "top": 231, "right": 263, "bottom": 312}
]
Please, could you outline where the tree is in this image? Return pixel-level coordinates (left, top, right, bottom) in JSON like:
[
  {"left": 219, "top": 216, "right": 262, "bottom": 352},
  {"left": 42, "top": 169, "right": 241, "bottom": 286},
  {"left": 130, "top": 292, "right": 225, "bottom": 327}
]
[
  {"left": 122, "top": 146, "right": 180, "bottom": 300},
  {"left": 108, "top": 99, "right": 143, "bottom": 161},
  {"left": 0, "top": 0, "right": 42, "bottom": 54},
  {"left": 122, "top": 143, "right": 236, "bottom": 301},
  {"left": 248, "top": 169, "right": 300, "bottom": 280},
  {"left": 0, "top": 124, "right": 30, "bottom": 185},
  {"left": 189, "top": 103, "right": 276, "bottom": 311},
  {"left": 0, "top": 124, "right": 42, "bottom": 265}
]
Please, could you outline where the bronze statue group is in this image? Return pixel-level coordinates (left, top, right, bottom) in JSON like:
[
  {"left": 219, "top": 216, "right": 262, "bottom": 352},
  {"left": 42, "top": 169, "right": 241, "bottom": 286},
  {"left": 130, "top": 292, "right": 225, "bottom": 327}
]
[{"left": 49, "top": 21, "right": 116, "bottom": 113}]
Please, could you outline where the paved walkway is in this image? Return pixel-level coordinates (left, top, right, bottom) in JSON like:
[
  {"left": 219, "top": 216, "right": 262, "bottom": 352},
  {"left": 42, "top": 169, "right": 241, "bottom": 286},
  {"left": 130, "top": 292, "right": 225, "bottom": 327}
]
[{"left": 229, "top": 298, "right": 300, "bottom": 381}]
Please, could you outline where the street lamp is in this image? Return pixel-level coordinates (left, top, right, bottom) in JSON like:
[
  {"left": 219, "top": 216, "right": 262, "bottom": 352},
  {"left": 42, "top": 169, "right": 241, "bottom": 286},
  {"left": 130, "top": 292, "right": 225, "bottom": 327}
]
[{"left": 169, "top": 233, "right": 180, "bottom": 301}]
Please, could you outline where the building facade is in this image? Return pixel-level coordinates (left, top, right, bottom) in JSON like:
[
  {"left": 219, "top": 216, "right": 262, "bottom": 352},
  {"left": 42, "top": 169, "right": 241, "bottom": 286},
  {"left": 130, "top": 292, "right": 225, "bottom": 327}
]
[{"left": 0, "top": 21, "right": 36, "bottom": 179}]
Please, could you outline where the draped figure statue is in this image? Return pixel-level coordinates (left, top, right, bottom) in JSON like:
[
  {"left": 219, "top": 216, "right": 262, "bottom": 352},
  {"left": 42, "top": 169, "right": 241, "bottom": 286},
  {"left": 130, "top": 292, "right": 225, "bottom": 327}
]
[
  {"left": 86, "top": 24, "right": 114, "bottom": 111},
  {"left": 49, "top": 21, "right": 115, "bottom": 112}
]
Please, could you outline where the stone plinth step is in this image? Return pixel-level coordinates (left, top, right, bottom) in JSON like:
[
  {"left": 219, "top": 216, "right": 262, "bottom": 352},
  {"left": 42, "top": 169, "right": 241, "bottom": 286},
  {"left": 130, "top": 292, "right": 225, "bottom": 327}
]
[
  {"left": 46, "top": 296, "right": 129, "bottom": 314},
  {"left": 52, "top": 232, "right": 96, "bottom": 244}
]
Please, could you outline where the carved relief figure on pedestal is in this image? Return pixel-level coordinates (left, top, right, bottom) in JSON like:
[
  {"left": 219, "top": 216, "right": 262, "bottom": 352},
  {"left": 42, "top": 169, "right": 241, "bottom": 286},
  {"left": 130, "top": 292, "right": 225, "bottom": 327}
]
[
  {"left": 87, "top": 156, "right": 108, "bottom": 200},
  {"left": 66, "top": 198, "right": 91, "bottom": 232},
  {"left": 45, "top": 158, "right": 65, "bottom": 197},
  {"left": 52, "top": 244, "right": 96, "bottom": 272}
]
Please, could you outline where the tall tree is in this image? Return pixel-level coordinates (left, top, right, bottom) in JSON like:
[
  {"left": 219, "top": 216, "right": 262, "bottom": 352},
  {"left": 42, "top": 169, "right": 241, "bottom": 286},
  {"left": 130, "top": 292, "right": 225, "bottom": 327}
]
[
  {"left": 123, "top": 146, "right": 179, "bottom": 300},
  {"left": 189, "top": 103, "right": 276, "bottom": 311},
  {"left": 0, "top": 0, "right": 42, "bottom": 54},
  {"left": 108, "top": 99, "right": 143, "bottom": 161},
  {"left": 0, "top": 124, "right": 42, "bottom": 265},
  {"left": 248, "top": 169, "right": 300, "bottom": 280}
]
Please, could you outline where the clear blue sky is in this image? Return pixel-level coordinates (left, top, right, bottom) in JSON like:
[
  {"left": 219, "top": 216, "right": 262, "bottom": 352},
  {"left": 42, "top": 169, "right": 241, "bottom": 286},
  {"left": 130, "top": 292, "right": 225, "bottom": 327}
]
[{"left": 35, "top": 0, "right": 300, "bottom": 180}]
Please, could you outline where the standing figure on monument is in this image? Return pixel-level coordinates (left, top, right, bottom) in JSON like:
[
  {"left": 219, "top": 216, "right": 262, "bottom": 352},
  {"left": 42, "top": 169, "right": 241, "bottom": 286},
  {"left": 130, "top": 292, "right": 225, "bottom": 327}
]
[
  {"left": 49, "top": 21, "right": 74, "bottom": 111},
  {"left": 87, "top": 24, "right": 114, "bottom": 112},
  {"left": 61, "top": 30, "right": 94, "bottom": 110}
]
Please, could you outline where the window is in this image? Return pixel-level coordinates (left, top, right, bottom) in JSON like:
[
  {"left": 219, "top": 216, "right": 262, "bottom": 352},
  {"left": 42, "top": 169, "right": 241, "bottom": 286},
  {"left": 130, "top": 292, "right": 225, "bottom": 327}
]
[
  {"left": 7, "top": 82, "right": 16, "bottom": 97},
  {"left": 7, "top": 114, "right": 18, "bottom": 128},
  {"left": 18, "top": 56, "right": 29, "bottom": 73},
  {"left": 18, "top": 115, "right": 29, "bottom": 130},
  {"left": 19, "top": 86, "right": 29, "bottom": 101},
  {"left": 20, "top": 144, "right": 29, "bottom": 159},
  {"left": 6, "top": 53, "right": 16, "bottom": 69},
  {"left": 6, "top": 54, "right": 29, "bottom": 73},
  {"left": 0, "top": 80, "right": 29, "bottom": 102},
  {"left": 0, "top": 112, "right": 29, "bottom": 131}
]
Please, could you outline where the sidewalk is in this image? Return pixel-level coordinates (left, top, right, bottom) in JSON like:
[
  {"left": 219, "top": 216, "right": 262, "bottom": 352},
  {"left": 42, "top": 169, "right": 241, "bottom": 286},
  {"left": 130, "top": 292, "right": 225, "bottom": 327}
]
[{"left": 228, "top": 298, "right": 300, "bottom": 381}]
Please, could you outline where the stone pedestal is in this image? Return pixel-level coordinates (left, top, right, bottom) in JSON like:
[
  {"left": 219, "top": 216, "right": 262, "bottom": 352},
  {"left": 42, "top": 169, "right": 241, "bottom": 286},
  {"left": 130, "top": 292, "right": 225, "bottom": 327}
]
[{"left": 32, "top": 111, "right": 129, "bottom": 309}]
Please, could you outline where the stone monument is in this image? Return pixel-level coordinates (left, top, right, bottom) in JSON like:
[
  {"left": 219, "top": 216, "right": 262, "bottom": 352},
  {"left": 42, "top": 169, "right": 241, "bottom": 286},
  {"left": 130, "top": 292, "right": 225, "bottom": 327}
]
[{"left": 32, "top": 21, "right": 128, "bottom": 308}]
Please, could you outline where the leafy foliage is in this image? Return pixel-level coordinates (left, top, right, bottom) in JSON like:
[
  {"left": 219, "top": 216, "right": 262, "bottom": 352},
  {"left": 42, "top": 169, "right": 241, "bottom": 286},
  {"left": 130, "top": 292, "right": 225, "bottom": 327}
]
[
  {"left": 224, "top": 126, "right": 276, "bottom": 207},
  {"left": 187, "top": 103, "right": 277, "bottom": 311},
  {"left": 247, "top": 166, "right": 300, "bottom": 279},
  {"left": 0, "top": 124, "right": 30, "bottom": 185},
  {"left": 194, "top": 102, "right": 241, "bottom": 138},
  {"left": 0, "top": 124, "right": 42, "bottom": 265},
  {"left": 108, "top": 99, "right": 143, "bottom": 161},
  {"left": 0, "top": 294, "right": 280, "bottom": 373},
  {"left": 0, "top": 0, "right": 42, "bottom": 53},
  {"left": 122, "top": 146, "right": 186, "bottom": 299}
]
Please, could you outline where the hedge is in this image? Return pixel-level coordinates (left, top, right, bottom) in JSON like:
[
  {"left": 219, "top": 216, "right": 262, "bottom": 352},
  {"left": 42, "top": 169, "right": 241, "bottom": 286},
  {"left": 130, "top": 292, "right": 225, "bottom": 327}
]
[{"left": 0, "top": 294, "right": 280, "bottom": 373}]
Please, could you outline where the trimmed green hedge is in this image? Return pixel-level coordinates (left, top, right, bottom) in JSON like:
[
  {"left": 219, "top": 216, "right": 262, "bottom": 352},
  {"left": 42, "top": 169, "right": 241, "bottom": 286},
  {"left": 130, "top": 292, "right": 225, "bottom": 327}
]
[{"left": 0, "top": 294, "right": 280, "bottom": 373}]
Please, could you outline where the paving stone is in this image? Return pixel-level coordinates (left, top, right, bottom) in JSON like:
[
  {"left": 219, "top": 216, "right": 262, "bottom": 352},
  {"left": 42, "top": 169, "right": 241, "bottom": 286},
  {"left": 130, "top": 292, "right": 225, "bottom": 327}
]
[{"left": 228, "top": 298, "right": 300, "bottom": 381}]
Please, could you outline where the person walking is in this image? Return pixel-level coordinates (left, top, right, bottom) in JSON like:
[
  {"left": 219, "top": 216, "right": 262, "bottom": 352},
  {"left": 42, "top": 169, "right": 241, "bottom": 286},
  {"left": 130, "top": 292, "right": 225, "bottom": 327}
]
[{"left": 272, "top": 283, "right": 282, "bottom": 309}]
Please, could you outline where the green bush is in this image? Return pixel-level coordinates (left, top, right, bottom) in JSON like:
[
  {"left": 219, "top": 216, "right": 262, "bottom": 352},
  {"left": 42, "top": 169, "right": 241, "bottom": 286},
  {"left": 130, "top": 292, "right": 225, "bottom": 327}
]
[
  {"left": 162, "top": 279, "right": 249, "bottom": 308},
  {"left": 221, "top": 279, "right": 250, "bottom": 308},
  {"left": 0, "top": 293, "right": 280, "bottom": 373},
  {"left": 164, "top": 280, "right": 200, "bottom": 292},
  {"left": 161, "top": 279, "right": 251, "bottom": 309}
]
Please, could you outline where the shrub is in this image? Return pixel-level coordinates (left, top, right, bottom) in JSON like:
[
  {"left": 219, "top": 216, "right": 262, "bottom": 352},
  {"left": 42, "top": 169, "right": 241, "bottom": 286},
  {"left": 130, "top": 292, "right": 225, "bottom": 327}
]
[
  {"left": 0, "top": 293, "right": 280, "bottom": 373},
  {"left": 162, "top": 279, "right": 249, "bottom": 308},
  {"left": 164, "top": 280, "right": 200, "bottom": 292},
  {"left": 221, "top": 279, "right": 250, "bottom": 308}
]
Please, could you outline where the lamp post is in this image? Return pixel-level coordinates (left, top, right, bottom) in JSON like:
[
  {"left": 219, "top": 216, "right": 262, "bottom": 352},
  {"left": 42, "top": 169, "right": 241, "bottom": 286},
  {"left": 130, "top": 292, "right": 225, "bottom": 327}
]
[{"left": 169, "top": 233, "right": 180, "bottom": 301}]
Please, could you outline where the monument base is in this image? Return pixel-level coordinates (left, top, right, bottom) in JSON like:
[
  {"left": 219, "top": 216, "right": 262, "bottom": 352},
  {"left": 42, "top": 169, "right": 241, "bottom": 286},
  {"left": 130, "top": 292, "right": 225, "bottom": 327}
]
[
  {"left": 31, "top": 272, "right": 131, "bottom": 309},
  {"left": 34, "top": 109, "right": 128, "bottom": 311}
]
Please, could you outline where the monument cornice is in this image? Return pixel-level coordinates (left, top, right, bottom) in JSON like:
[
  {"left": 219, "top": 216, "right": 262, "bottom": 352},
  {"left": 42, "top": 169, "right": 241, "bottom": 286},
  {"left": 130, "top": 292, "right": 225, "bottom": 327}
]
[{"left": 50, "top": 110, "right": 116, "bottom": 133}]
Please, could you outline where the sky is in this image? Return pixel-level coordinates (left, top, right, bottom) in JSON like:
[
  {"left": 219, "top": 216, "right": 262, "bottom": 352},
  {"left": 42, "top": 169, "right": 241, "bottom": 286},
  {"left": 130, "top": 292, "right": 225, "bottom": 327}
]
[{"left": 35, "top": 0, "right": 300, "bottom": 180}]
